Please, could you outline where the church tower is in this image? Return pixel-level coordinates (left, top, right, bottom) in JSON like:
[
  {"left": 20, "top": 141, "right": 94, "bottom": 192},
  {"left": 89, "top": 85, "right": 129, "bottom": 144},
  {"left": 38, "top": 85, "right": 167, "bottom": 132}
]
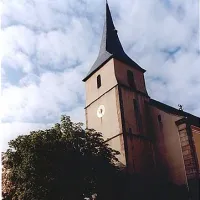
[{"left": 83, "top": 2, "right": 155, "bottom": 175}]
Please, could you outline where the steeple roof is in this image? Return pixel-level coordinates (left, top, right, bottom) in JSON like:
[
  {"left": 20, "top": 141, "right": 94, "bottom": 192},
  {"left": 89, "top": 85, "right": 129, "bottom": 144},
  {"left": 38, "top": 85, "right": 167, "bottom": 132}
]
[{"left": 83, "top": 2, "right": 145, "bottom": 82}]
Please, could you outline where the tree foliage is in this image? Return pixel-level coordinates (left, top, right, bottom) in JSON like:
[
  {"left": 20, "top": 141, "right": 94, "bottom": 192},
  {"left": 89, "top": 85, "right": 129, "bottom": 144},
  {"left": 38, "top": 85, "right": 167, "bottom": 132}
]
[{"left": 2, "top": 115, "right": 120, "bottom": 200}]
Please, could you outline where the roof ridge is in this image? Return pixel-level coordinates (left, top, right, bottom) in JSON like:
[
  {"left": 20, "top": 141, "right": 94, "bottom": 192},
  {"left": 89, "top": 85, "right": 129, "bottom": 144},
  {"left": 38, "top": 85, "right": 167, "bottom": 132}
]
[{"left": 149, "top": 99, "right": 200, "bottom": 120}]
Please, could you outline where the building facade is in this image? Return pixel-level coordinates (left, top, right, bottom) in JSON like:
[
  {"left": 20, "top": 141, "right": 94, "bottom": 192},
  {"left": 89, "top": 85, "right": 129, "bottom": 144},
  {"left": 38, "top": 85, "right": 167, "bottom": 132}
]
[{"left": 83, "top": 2, "right": 200, "bottom": 199}]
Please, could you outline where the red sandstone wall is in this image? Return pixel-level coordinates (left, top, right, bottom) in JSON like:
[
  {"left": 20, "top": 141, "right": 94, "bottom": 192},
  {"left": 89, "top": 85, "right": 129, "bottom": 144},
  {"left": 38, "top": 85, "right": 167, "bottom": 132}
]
[
  {"left": 191, "top": 126, "right": 200, "bottom": 174},
  {"left": 148, "top": 105, "right": 187, "bottom": 185},
  {"left": 114, "top": 59, "right": 148, "bottom": 95}
]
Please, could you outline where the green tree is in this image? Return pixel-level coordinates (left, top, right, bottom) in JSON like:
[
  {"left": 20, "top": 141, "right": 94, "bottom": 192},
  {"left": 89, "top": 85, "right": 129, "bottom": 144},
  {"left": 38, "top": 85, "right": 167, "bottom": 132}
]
[{"left": 2, "top": 115, "right": 120, "bottom": 200}]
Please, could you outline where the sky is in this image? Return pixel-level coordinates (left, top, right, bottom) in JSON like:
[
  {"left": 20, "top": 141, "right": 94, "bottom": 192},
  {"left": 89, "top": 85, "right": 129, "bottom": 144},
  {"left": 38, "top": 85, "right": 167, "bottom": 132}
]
[{"left": 0, "top": 0, "right": 200, "bottom": 151}]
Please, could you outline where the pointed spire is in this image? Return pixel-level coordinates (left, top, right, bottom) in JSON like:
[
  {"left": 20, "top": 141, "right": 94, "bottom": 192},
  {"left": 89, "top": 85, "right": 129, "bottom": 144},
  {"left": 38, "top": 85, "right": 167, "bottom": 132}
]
[
  {"left": 83, "top": 1, "right": 145, "bottom": 82},
  {"left": 99, "top": 1, "right": 124, "bottom": 56}
]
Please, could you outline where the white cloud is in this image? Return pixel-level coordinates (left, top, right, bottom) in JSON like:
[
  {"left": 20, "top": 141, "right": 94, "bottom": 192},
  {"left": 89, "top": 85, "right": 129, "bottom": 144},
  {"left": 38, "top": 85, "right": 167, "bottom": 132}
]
[
  {"left": 2, "top": 25, "right": 36, "bottom": 57},
  {"left": 2, "top": 25, "right": 36, "bottom": 73},
  {"left": 35, "top": 17, "right": 96, "bottom": 69},
  {"left": 64, "top": 106, "right": 85, "bottom": 125},
  {"left": 1, "top": 0, "right": 200, "bottom": 151},
  {"left": 1, "top": 68, "right": 85, "bottom": 123},
  {"left": 2, "top": 0, "right": 67, "bottom": 31},
  {"left": 0, "top": 122, "right": 53, "bottom": 152},
  {"left": 3, "top": 52, "right": 34, "bottom": 73}
]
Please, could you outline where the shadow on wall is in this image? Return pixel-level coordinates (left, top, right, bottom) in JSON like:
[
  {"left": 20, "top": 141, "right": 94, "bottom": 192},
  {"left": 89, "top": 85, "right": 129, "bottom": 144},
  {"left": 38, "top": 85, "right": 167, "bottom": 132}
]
[
  {"left": 100, "top": 172, "right": 191, "bottom": 200},
  {"left": 188, "top": 179, "right": 200, "bottom": 200}
]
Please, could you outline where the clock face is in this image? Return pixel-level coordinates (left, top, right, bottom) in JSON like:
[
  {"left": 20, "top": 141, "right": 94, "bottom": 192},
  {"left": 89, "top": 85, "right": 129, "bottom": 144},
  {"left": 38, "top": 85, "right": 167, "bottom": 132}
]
[{"left": 97, "top": 105, "right": 105, "bottom": 118}]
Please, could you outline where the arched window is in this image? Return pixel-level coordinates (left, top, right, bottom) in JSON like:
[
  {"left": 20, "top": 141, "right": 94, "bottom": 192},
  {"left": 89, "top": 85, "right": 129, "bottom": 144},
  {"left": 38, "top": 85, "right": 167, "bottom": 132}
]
[
  {"left": 127, "top": 70, "right": 136, "bottom": 88},
  {"left": 97, "top": 75, "right": 101, "bottom": 88}
]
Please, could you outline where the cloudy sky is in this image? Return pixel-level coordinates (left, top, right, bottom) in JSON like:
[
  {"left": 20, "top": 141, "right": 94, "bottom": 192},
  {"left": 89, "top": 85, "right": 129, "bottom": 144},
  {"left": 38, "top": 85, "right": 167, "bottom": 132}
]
[{"left": 1, "top": 0, "right": 200, "bottom": 151}]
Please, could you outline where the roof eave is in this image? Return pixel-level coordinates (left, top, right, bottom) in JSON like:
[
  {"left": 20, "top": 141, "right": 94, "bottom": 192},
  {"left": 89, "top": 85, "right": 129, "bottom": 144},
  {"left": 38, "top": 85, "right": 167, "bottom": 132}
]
[
  {"left": 149, "top": 99, "right": 200, "bottom": 127},
  {"left": 82, "top": 56, "right": 113, "bottom": 82}
]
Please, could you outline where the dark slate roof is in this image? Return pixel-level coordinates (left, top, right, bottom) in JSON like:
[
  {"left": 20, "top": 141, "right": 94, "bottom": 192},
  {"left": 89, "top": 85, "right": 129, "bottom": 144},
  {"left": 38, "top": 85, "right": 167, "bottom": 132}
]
[
  {"left": 149, "top": 99, "right": 200, "bottom": 127},
  {"left": 82, "top": 2, "right": 145, "bottom": 82}
]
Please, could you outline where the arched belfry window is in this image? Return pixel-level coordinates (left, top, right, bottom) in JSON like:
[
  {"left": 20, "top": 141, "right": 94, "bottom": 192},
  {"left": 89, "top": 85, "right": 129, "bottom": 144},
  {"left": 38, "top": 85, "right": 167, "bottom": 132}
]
[
  {"left": 97, "top": 75, "right": 101, "bottom": 88},
  {"left": 127, "top": 70, "right": 136, "bottom": 88}
]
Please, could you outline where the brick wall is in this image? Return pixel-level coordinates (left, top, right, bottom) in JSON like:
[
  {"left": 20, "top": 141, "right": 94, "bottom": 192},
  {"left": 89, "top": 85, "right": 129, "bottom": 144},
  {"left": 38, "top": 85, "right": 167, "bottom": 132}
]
[{"left": 178, "top": 124, "right": 198, "bottom": 180}]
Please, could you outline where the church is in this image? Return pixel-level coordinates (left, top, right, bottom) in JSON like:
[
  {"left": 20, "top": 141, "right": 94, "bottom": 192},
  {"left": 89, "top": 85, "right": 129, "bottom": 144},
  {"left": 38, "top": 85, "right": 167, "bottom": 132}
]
[{"left": 83, "top": 2, "right": 200, "bottom": 199}]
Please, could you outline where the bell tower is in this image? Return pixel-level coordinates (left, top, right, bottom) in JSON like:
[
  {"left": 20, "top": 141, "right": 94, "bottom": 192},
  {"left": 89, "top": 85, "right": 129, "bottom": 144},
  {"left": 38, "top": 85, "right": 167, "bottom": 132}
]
[{"left": 83, "top": 2, "right": 155, "bottom": 174}]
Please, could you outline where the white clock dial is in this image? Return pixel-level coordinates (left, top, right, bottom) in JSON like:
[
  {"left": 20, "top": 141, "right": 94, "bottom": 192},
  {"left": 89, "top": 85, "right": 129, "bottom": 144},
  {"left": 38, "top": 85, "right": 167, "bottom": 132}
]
[{"left": 97, "top": 105, "right": 105, "bottom": 118}]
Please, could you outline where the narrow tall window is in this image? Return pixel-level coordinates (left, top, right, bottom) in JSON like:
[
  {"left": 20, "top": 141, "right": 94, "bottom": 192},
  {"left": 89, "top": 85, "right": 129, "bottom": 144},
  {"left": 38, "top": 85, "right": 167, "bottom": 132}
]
[
  {"left": 127, "top": 70, "right": 136, "bottom": 88},
  {"left": 133, "top": 99, "right": 142, "bottom": 133},
  {"left": 158, "top": 115, "right": 162, "bottom": 123},
  {"left": 97, "top": 75, "right": 101, "bottom": 88},
  {"left": 158, "top": 114, "right": 163, "bottom": 130},
  {"left": 129, "top": 128, "right": 133, "bottom": 140}
]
